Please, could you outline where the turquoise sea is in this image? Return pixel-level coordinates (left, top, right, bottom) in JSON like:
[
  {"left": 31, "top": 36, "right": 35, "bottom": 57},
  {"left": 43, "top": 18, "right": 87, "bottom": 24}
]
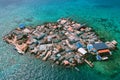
[{"left": 0, "top": 0, "right": 120, "bottom": 80}]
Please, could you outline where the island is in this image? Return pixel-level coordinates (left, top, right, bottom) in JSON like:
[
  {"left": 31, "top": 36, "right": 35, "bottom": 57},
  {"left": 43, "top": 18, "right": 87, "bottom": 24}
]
[{"left": 3, "top": 18, "right": 117, "bottom": 68}]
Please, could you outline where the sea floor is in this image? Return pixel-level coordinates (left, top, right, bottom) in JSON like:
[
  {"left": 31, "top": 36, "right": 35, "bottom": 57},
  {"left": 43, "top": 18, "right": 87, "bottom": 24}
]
[{"left": 0, "top": 0, "right": 120, "bottom": 80}]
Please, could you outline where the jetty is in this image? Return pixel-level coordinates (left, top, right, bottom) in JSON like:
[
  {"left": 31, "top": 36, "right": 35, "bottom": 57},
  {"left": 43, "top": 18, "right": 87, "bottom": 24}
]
[{"left": 3, "top": 18, "right": 117, "bottom": 67}]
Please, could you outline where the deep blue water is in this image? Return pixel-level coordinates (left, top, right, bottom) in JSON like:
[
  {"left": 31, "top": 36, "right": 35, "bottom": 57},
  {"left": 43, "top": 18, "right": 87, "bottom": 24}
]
[{"left": 0, "top": 0, "right": 120, "bottom": 80}]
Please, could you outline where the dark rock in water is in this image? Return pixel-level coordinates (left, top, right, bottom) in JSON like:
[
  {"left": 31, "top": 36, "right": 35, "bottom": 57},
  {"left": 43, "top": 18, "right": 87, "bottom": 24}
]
[
  {"left": 96, "top": 18, "right": 108, "bottom": 22},
  {"left": 94, "top": 4, "right": 114, "bottom": 8},
  {"left": 110, "top": 72, "right": 120, "bottom": 79},
  {"left": 114, "top": 28, "right": 120, "bottom": 33},
  {"left": 14, "top": 20, "right": 22, "bottom": 24},
  {"left": 100, "top": 18, "right": 108, "bottom": 22},
  {"left": 25, "top": 17, "right": 33, "bottom": 22},
  {"left": 14, "top": 17, "right": 23, "bottom": 24}
]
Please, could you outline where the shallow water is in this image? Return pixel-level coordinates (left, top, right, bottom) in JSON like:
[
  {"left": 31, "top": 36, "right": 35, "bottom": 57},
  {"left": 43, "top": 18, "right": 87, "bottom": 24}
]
[{"left": 0, "top": 0, "right": 120, "bottom": 80}]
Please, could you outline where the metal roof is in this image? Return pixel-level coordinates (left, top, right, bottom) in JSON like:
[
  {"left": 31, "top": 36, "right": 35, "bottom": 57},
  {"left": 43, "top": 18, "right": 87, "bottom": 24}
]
[{"left": 93, "top": 43, "right": 108, "bottom": 51}]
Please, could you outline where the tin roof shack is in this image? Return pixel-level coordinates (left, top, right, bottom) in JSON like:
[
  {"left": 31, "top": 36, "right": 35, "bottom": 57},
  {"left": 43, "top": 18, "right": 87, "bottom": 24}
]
[
  {"left": 78, "top": 48, "right": 87, "bottom": 56},
  {"left": 77, "top": 48, "right": 94, "bottom": 67},
  {"left": 105, "top": 40, "right": 118, "bottom": 50},
  {"left": 93, "top": 42, "right": 112, "bottom": 61}
]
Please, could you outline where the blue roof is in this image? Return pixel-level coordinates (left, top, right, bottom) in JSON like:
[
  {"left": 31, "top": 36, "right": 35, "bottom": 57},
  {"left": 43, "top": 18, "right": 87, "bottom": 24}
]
[
  {"left": 93, "top": 43, "right": 108, "bottom": 51},
  {"left": 87, "top": 44, "right": 93, "bottom": 51},
  {"left": 76, "top": 42, "right": 82, "bottom": 48},
  {"left": 19, "top": 24, "right": 25, "bottom": 29},
  {"left": 96, "top": 55, "right": 102, "bottom": 61}
]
